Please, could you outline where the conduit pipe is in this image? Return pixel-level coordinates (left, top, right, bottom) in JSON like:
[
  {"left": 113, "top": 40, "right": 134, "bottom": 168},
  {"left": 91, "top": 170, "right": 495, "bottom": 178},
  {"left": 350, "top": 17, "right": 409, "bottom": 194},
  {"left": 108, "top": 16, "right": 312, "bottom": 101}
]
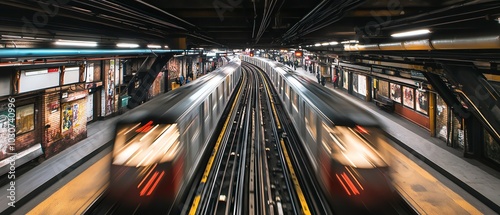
[
  {"left": 344, "top": 35, "right": 500, "bottom": 51},
  {"left": 0, "top": 49, "right": 184, "bottom": 58}
]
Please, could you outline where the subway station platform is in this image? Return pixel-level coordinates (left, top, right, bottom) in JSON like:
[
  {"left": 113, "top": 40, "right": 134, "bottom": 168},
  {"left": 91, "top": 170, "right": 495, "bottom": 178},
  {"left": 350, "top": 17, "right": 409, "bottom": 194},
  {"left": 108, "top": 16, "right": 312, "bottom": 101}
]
[
  {"left": 294, "top": 66, "right": 500, "bottom": 213},
  {"left": 1, "top": 67, "right": 499, "bottom": 215}
]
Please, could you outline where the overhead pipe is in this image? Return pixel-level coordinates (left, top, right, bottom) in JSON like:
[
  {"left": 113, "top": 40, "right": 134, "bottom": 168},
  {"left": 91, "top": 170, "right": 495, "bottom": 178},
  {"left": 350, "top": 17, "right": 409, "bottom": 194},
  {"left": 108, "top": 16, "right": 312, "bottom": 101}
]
[
  {"left": 256, "top": 0, "right": 285, "bottom": 44},
  {"left": 382, "top": 5, "right": 500, "bottom": 30},
  {"left": 281, "top": 0, "right": 363, "bottom": 42},
  {"left": 134, "top": 0, "right": 196, "bottom": 28},
  {"left": 75, "top": 0, "right": 186, "bottom": 30},
  {"left": 252, "top": 0, "right": 257, "bottom": 39},
  {"left": 283, "top": 0, "right": 328, "bottom": 37},
  {"left": 301, "top": 0, "right": 364, "bottom": 36},
  {"left": 8, "top": 0, "right": 171, "bottom": 40},
  {"left": 82, "top": 1, "right": 220, "bottom": 45},
  {"left": 0, "top": 55, "right": 150, "bottom": 67},
  {"left": 367, "top": 0, "right": 500, "bottom": 31},
  {"left": 0, "top": 49, "right": 184, "bottom": 58},
  {"left": 344, "top": 35, "right": 500, "bottom": 51}
]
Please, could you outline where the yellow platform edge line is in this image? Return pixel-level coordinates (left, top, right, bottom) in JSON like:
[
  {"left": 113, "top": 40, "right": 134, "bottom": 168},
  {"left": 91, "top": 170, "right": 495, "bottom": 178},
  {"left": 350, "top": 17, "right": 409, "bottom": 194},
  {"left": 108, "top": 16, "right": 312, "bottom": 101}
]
[
  {"left": 190, "top": 69, "right": 246, "bottom": 213},
  {"left": 280, "top": 139, "right": 311, "bottom": 215}
]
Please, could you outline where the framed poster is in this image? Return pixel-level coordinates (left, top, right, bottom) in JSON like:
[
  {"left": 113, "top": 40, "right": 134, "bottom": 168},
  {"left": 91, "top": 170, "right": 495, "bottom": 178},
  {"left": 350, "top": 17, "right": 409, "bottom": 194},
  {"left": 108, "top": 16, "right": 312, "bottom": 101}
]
[
  {"left": 390, "top": 83, "right": 401, "bottom": 103},
  {"left": 62, "top": 103, "right": 73, "bottom": 132},
  {"left": 343, "top": 70, "right": 348, "bottom": 89},
  {"left": 416, "top": 90, "right": 429, "bottom": 115},
  {"left": 352, "top": 73, "right": 358, "bottom": 93},
  {"left": 16, "top": 104, "right": 35, "bottom": 135},
  {"left": 0, "top": 104, "right": 15, "bottom": 153},
  {"left": 403, "top": 86, "right": 414, "bottom": 108},
  {"left": 358, "top": 75, "right": 366, "bottom": 96},
  {"left": 378, "top": 80, "right": 389, "bottom": 97}
]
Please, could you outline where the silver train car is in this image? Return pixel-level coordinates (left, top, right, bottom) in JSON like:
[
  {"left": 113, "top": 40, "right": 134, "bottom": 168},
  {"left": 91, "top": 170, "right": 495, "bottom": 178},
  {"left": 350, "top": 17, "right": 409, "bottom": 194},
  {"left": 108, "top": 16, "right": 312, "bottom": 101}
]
[
  {"left": 108, "top": 57, "right": 241, "bottom": 208},
  {"left": 242, "top": 55, "right": 395, "bottom": 212}
]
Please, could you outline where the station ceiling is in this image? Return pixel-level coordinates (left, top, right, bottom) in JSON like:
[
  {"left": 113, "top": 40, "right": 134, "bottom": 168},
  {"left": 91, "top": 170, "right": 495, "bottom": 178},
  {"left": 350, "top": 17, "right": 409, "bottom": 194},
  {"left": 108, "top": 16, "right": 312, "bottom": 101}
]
[{"left": 0, "top": 0, "right": 499, "bottom": 52}]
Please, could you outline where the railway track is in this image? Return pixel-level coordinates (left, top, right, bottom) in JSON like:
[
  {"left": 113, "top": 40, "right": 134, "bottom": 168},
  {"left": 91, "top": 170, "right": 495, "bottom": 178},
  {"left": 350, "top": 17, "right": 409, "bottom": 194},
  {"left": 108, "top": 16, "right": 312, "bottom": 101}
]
[
  {"left": 84, "top": 59, "right": 418, "bottom": 215},
  {"left": 188, "top": 62, "right": 302, "bottom": 214}
]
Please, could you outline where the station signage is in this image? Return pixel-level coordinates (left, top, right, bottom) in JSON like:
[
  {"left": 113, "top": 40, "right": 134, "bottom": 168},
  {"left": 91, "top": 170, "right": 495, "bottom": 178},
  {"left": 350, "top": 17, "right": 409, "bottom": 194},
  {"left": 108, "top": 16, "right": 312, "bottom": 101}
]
[{"left": 24, "top": 67, "right": 60, "bottom": 76}]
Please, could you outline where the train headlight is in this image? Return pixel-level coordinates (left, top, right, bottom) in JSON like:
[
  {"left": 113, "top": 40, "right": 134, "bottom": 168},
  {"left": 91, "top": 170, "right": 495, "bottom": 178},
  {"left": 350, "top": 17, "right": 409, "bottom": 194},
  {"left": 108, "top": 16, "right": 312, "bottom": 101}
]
[
  {"left": 113, "top": 122, "right": 180, "bottom": 166},
  {"left": 325, "top": 126, "right": 387, "bottom": 169}
]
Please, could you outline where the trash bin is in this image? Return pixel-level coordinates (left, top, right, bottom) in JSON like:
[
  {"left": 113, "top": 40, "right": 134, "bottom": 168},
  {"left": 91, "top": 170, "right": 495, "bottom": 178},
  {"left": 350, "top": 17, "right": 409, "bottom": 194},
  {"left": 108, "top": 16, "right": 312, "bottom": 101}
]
[{"left": 120, "top": 96, "right": 131, "bottom": 108}]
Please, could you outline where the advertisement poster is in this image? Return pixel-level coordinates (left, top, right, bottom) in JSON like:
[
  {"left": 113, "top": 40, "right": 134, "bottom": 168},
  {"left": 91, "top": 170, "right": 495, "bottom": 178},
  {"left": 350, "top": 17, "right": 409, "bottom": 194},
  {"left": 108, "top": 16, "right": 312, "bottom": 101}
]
[
  {"left": 0, "top": 104, "right": 14, "bottom": 154},
  {"left": 16, "top": 104, "right": 35, "bottom": 135},
  {"left": 390, "top": 83, "right": 401, "bottom": 103},
  {"left": 358, "top": 75, "right": 366, "bottom": 96},
  {"left": 403, "top": 86, "right": 414, "bottom": 108},
  {"left": 416, "top": 90, "right": 429, "bottom": 115},
  {"left": 73, "top": 104, "right": 79, "bottom": 126},
  {"left": 378, "top": 80, "right": 389, "bottom": 97},
  {"left": 86, "top": 63, "right": 94, "bottom": 82},
  {"left": 343, "top": 70, "right": 348, "bottom": 89},
  {"left": 87, "top": 94, "right": 93, "bottom": 122},
  {"left": 62, "top": 103, "right": 73, "bottom": 132},
  {"left": 104, "top": 60, "right": 115, "bottom": 116},
  {"left": 168, "top": 57, "right": 180, "bottom": 79},
  {"left": 352, "top": 73, "right": 358, "bottom": 93}
]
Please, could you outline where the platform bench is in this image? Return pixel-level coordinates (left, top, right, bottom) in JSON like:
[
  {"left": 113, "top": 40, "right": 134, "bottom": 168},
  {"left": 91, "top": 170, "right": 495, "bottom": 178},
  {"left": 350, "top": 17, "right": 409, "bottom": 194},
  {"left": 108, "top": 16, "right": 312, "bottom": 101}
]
[{"left": 374, "top": 96, "right": 394, "bottom": 112}]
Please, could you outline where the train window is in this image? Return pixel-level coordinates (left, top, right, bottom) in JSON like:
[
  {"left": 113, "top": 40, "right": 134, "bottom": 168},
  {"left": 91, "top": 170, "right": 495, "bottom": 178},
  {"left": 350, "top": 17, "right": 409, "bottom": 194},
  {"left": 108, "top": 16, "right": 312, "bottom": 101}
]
[
  {"left": 188, "top": 115, "right": 200, "bottom": 144},
  {"left": 280, "top": 78, "right": 284, "bottom": 94},
  {"left": 212, "top": 93, "right": 217, "bottom": 111},
  {"left": 305, "top": 106, "right": 317, "bottom": 141},
  {"left": 226, "top": 76, "right": 230, "bottom": 97},
  {"left": 204, "top": 99, "right": 210, "bottom": 121},
  {"left": 321, "top": 122, "right": 332, "bottom": 154},
  {"left": 285, "top": 86, "right": 290, "bottom": 99},
  {"left": 276, "top": 75, "right": 279, "bottom": 89},
  {"left": 292, "top": 91, "right": 298, "bottom": 113},
  {"left": 219, "top": 85, "right": 224, "bottom": 101}
]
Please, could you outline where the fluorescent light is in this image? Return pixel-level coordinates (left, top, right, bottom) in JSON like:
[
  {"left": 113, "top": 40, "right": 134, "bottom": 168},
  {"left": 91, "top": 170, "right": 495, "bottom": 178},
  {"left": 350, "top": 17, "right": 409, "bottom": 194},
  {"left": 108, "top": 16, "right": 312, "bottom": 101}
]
[
  {"left": 329, "top": 41, "right": 338, "bottom": 45},
  {"left": 2, "top": 35, "right": 22, "bottom": 39},
  {"left": 341, "top": 40, "right": 359, "bottom": 44},
  {"left": 164, "top": 45, "right": 169, "bottom": 49},
  {"left": 117, "top": 43, "right": 139, "bottom": 48},
  {"left": 314, "top": 43, "right": 321, "bottom": 47},
  {"left": 55, "top": 39, "right": 97, "bottom": 47},
  {"left": 321, "top": 42, "right": 329, "bottom": 46},
  {"left": 391, "top": 29, "right": 430, "bottom": 38},
  {"left": 147, "top": 44, "right": 161, "bottom": 49}
]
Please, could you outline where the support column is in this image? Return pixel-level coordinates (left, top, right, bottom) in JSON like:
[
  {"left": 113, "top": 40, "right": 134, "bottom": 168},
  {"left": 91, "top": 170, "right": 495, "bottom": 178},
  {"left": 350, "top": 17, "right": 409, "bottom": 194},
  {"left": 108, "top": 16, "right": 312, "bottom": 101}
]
[
  {"left": 365, "top": 76, "right": 371, "bottom": 102},
  {"left": 429, "top": 92, "right": 436, "bottom": 137},
  {"left": 170, "top": 38, "right": 187, "bottom": 50},
  {"left": 439, "top": 61, "right": 500, "bottom": 144}
]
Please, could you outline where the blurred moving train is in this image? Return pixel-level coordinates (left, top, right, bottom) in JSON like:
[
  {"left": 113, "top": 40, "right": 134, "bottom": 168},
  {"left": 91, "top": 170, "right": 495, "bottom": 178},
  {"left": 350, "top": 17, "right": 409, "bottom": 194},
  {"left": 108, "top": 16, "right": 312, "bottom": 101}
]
[
  {"left": 108, "top": 57, "right": 241, "bottom": 210},
  {"left": 242, "top": 55, "right": 396, "bottom": 213}
]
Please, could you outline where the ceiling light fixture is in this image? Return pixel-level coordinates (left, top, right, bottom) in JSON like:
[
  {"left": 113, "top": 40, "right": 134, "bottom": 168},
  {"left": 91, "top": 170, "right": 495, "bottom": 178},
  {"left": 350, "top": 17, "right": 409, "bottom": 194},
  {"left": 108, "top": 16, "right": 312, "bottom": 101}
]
[
  {"left": 1, "top": 35, "right": 22, "bottom": 39},
  {"left": 147, "top": 44, "right": 161, "bottom": 49},
  {"left": 329, "top": 41, "right": 338, "bottom": 45},
  {"left": 391, "top": 29, "right": 430, "bottom": 38},
  {"left": 341, "top": 40, "right": 359, "bottom": 44},
  {"left": 55, "top": 39, "right": 97, "bottom": 47},
  {"left": 117, "top": 43, "right": 139, "bottom": 48},
  {"left": 314, "top": 43, "right": 321, "bottom": 47},
  {"left": 321, "top": 42, "right": 329, "bottom": 46}
]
